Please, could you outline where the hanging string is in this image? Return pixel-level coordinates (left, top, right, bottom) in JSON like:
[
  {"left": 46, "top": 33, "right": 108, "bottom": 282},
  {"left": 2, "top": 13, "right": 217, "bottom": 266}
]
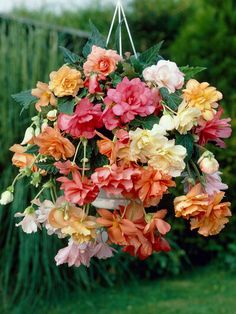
[{"left": 106, "top": 0, "right": 137, "bottom": 59}]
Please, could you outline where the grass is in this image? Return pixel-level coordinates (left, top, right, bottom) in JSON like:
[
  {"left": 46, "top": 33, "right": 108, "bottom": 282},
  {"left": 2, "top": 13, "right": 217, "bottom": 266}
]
[{"left": 36, "top": 265, "right": 236, "bottom": 314}]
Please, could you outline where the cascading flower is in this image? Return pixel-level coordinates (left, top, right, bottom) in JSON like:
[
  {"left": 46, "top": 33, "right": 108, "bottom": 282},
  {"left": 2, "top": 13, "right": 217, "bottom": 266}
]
[
  {"left": 10, "top": 144, "right": 37, "bottom": 171},
  {"left": 103, "top": 77, "right": 155, "bottom": 130},
  {"left": 58, "top": 98, "right": 103, "bottom": 139},
  {"left": 31, "top": 81, "right": 57, "bottom": 112},
  {"left": 204, "top": 172, "right": 228, "bottom": 196}
]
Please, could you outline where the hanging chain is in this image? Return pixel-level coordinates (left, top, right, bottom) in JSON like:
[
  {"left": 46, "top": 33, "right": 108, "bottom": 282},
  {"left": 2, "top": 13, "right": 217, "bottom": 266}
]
[{"left": 106, "top": 0, "right": 137, "bottom": 59}]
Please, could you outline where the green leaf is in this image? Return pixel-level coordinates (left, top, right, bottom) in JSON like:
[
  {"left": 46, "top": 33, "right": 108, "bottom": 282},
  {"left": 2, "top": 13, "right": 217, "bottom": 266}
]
[
  {"left": 139, "top": 41, "right": 164, "bottom": 65},
  {"left": 59, "top": 46, "right": 83, "bottom": 65},
  {"left": 12, "top": 90, "right": 37, "bottom": 113},
  {"left": 159, "top": 87, "right": 182, "bottom": 111},
  {"left": 129, "top": 115, "right": 160, "bottom": 130},
  {"left": 130, "top": 56, "right": 144, "bottom": 75},
  {"left": 180, "top": 66, "right": 206, "bottom": 81},
  {"left": 58, "top": 97, "right": 76, "bottom": 115},
  {"left": 36, "top": 162, "right": 58, "bottom": 175},
  {"left": 122, "top": 62, "right": 138, "bottom": 79},
  {"left": 25, "top": 145, "right": 39, "bottom": 154},
  {"left": 109, "top": 73, "right": 122, "bottom": 87},
  {"left": 175, "top": 133, "right": 194, "bottom": 160},
  {"left": 82, "top": 21, "right": 106, "bottom": 58}
]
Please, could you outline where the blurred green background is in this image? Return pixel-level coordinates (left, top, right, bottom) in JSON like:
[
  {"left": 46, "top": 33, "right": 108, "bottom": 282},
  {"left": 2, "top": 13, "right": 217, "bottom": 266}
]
[{"left": 0, "top": 0, "right": 235, "bottom": 313}]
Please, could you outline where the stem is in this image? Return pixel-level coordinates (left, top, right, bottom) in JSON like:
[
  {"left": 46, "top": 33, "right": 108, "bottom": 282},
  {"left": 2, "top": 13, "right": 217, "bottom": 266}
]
[
  {"left": 191, "top": 160, "right": 205, "bottom": 186},
  {"left": 50, "top": 188, "right": 56, "bottom": 203},
  {"left": 82, "top": 139, "right": 87, "bottom": 180},
  {"left": 12, "top": 172, "right": 24, "bottom": 187},
  {"left": 32, "top": 186, "right": 45, "bottom": 202},
  {"left": 162, "top": 102, "right": 177, "bottom": 115},
  {"left": 72, "top": 140, "right": 82, "bottom": 163}
]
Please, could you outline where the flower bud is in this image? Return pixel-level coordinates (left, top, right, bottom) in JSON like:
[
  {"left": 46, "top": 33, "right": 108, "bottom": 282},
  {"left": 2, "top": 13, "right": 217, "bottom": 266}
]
[
  {"left": 21, "top": 126, "right": 35, "bottom": 145},
  {"left": 0, "top": 190, "right": 14, "bottom": 205},
  {"left": 198, "top": 151, "right": 219, "bottom": 174},
  {"left": 47, "top": 109, "right": 58, "bottom": 121}
]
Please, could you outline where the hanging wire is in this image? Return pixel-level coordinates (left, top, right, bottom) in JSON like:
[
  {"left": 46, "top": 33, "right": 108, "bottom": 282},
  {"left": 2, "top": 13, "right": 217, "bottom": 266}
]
[{"left": 106, "top": 0, "right": 137, "bottom": 59}]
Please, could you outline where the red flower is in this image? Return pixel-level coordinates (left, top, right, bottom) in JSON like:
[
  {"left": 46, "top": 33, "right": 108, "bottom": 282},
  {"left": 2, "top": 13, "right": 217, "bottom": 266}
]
[
  {"left": 57, "top": 171, "right": 99, "bottom": 206},
  {"left": 58, "top": 98, "right": 103, "bottom": 139},
  {"left": 195, "top": 107, "right": 232, "bottom": 148}
]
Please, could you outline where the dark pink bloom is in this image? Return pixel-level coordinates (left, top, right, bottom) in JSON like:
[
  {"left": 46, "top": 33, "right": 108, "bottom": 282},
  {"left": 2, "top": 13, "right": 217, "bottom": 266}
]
[
  {"left": 58, "top": 98, "right": 103, "bottom": 139},
  {"left": 57, "top": 171, "right": 99, "bottom": 206},
  {"left": 54, "top": 160, "right": 79, "bottom": 175},
  {"left": 195, "top": 108, "right": 232, "bottom": 147},
  {"left": 84, "top": 74, "right": 102, "bottom": 94},
  {"left": 91, "top": 164, "right": 140, "bottom": 196},
  {"left": 102, "top": 77, "right": 155, "bottom": 130}
]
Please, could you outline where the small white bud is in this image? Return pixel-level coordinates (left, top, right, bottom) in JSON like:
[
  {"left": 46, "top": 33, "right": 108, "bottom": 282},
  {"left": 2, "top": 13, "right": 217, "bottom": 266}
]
[
  {"left": 198, "top": 151, "right": 219, "bottom": 175},
  {"left": 0, "top": 190, "right": 14, "bottom": 205},
  {"left": 47, "top": 109, "right": 58, "bottom": 121},
  {"left": 21, "top": 126, "right": 35, "bottom": 145}
]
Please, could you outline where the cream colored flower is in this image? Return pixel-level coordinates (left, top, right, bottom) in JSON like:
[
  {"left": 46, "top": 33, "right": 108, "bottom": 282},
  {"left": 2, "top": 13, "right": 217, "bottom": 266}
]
[
  {"left": 198, "top": 151, "right": 219, "bottom": 174},
  {"left": 174, "top": 101, "right": 201, "bottom": 134},
  {"left": 183, "top": 79, "right": 222, "bottom": 121},
  {"left": 32, "top": 82, "right": 57, "bottom": 112},
  {"left": 49, "top": 65, "right": 83, "bottom": 97}
]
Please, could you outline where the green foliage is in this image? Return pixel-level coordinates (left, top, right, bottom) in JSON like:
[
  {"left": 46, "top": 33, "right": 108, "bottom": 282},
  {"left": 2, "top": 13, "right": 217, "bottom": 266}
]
[
  {"left": 82, "top": 21, "right": 106, "bottom": 58},
  {"left": 159, "top": 87, "right": 182, "bottom": 110},
  {"left": 175, "top": 133, "right": 194, "bottom": 160},
  {"left": 59, "top": 46, "right": 84, "bottom": 65},
  {"left": 179, "top": 65, "right": 206, "bottom": 81},
  {"left": 138, "top": 41, "right": 163, "bottom": 65},
  {"left": 12, "top": 90, "right": 37, "bottom": 113},
  {"left": 129, "top": 115, "right": 160, "bottom": 130},
  {"left": 57, "top": 97, "right": 76, "bottom": 114}
]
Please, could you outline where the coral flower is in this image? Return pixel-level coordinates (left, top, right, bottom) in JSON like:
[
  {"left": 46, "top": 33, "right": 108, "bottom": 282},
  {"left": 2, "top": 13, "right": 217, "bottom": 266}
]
[
  {"left": 183, "top": 79, "right": 222, "bottom": 121},
  {"left": 58, "top": 98, "right": 103, "bottom": 139},
  {"left": 49, "top": 65, "right": 83, "bottom": 97},
  {"left": 174, "top": 183, "right": 209, "bottom": 219},
  {"left": 96, "top": 208, "right": 137, "bottom": 245},
  {"left": 83, "top": 45, "right": 122, "bottom": 79},
  {"left": 134, "top": 167, "right": 176, "bottom": 207},
  {"left": 34, "top": 126, "right": 75, "bottom": 160},
  {"left": 190, "top": 192, "right": 231, "bottom": 236},
  {"left": 195, "top": 107, "right": 232, "bottom": 148},
  {"left": 103, "top": 77, "right": 155, "bottom": 130},
  {"left": 143, "top": 210, "right": 171, "bottom": 243},
  {"left": 10, "top": 144, "right": 37, "bottom": 171},
  {"left": 91, "top": 164, "right": 140, "bottom": 196},
  {"left": 54, "top": 160, "right": 79, "bottom": 175},
  {"left": 57, "top": 171, "right": 99, "bottom": 206},
  {"left": 31, "top": 81, "right": 57, "bottom": 112}
]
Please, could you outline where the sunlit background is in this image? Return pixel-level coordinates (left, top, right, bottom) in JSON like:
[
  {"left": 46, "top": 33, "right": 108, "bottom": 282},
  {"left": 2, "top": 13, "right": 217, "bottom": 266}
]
[{"left": 0, "top": 0, "right": 235, "bottom": 313}]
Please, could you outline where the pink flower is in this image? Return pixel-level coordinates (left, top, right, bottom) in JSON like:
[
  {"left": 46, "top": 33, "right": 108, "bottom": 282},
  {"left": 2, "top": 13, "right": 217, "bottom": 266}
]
[
  {"left": 58, "top": 98, "right": 103, "bottom": 139},
  {"left": 15, "top": 210, "right": 40, "bottom": 234},
  {"left": 55, "top": 240, "right": 92, "bottom": 267},
  {"left": 84, "top": 74, "right": 102, "bottom": 94},
  {"left": 103, "top": 77, "right": 155, "bottom": 130},
  {"left": 57, "top": 171, "right": 99, "bottom": 206},
  {"left": 143, "top": 60, "right": 184, "bottom": 93},
  {"left": 195, "top": 108, "right": 232, "bottom": 148},
  {"left": 83, "top": 45, "right": 122, "bottom": 79},
  {"left": 205, "top": 172, "right": 228, "bottom": 195},
  {"left": 54, "top": 160, "right": 79, "bottom": 175},
  {"left": 91, "top": 164, "right": 140, "bottom": 196}
]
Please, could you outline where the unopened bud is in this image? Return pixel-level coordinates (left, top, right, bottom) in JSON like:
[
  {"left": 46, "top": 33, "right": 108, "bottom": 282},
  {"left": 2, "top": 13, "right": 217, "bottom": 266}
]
[
  {"left": 198, "top": 151, "right": 219, "bottom": 174},
  {"left": 0, "top": 190, "right": 14, "bottom": 205},
  {"left": 47, "top": 109, "right": 58, "bottom": 121},
  {"left": 21, "top": 126, "right": 34, "bottom": 145}
]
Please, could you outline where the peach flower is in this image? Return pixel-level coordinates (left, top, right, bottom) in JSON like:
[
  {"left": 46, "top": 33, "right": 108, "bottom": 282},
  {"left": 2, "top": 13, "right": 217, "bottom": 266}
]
[
  {"left": 183, "top": 79, "right": 222, "bottom": 121},
  {"left": 34, "top": 126, "right": 75, "bottom": 160},
  {"left": 10, "top": 144, "right": 36, "bottom": 170},
  {"left": 190, "top": 192, "right": 231, "bottom": 236},
  {"left": 49, "top": 65, "right": 83, "bottom": 97},
  {"left": 83, "top": 45, "right": 122, "bottom": 79},
  {"left": 31, "top": 82, "right": 57, "bottom": 112}
]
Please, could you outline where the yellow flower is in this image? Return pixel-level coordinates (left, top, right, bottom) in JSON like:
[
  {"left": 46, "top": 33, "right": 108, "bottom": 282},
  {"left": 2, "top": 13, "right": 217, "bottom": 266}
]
[
  {"left": 174, "top": 101, "right": 201, "bottom": 134},
  {"left": 183, "top": 79, "right": 222, "bottom": 121},
  {"left": 49, "top": 65, "right": 84, "bottom": 97}
]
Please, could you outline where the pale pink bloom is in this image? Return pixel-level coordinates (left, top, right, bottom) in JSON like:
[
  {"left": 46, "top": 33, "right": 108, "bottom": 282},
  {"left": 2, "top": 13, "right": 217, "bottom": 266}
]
[
  {"left": 103, "top": 77, "right": 155, "bottom": 130},
  {"left": 198, "top": 151, "right": 219, "bottom": 175},
  {"left": 195, "top": 107, "right": 232, "bottom": 148},
  {"left": 143, "top": 60, "right": 184, "bottom": 93},
  {"left": 15, "top": 211, "right": 39, "bottom": 234},
  {"left": 54, "top": 160, "right": 79, "bottom": 175},
  {"left": 84, "top": 74, "right": 102, "bottom": 94},
  {"left": 91, "top": 164, "right": 140, "bottom": 196},
  {"left": 58, "top": 98, "right": 103, "bottom": 139},
  {"left": 205, "top": 172, "right": 228, "bottom": 195},
  {"left": 83, "top": 45, "right": 122, "bottom": 79}
]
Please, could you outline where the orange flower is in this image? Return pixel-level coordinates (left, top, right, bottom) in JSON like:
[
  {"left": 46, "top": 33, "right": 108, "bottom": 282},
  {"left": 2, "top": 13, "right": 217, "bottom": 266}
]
[
  {"left": 49, "top": 65, "right": 83, "bottom": 97},
  {"left": 183, "top": 79, "right": 222, "bottom": 121},
  {"left": 96, "top": 208, "right": 137, "bottom": 245},
  {"left": 190, "top": 192, "right": 231, "bottom": 236},
  {"left": 34, "top": 127, "right": 75, "bottom": 160},
  {"left": 31, "top": 81, "right": 57, "bottom": 112},
  {"left": 174, "top": 183, "right": 209, "bottom": 219},
  {"left": 134, "top": 166, "right": 176, "bottom": 207},
  {"left": 49, "top": 205, "right": 97, "bottom": 243},
  {"left": 10, "top": 144, "right": 37, "bottom": 171}
]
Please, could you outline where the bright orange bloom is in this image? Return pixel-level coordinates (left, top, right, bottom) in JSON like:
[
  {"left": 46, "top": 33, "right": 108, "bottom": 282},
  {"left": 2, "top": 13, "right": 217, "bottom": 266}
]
[
  {"left": 31, "top": 81, "right": 57, "bottom": 112},
  {"left": 134, "top": 166, "right": 176, "bottom": 207},
  {"left": 34, "top": 127, "right": 75, "bottom": 160},
  {"left": 174, "top": 183, "right": 209, "bottom": 219},
  {"left": 190, "top": 192, "right": 231, "bottom": 236},
  {"left": 10, "top": 144, "right": 37, "bottom": 171},
  {"left": 49, "top": 205, "right": 97, "bottom": 243},
  {"left": 144, "top": 209, "right": 171, "bottom": 243},
  {"left": 96, "top": 208, "right": 137, "bottom": 245}
]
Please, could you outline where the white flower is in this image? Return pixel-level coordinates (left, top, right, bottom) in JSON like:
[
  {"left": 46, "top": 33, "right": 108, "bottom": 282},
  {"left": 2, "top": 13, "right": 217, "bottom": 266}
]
[
  {"left": 198, "top": 151, "right": 219, "bottom": 174},
  {"left": 174, "top": 101, "right": 201, "bottom": 134},
  {"left": 143, "top": 60, "right": 184, "bottom": 93},
  {"left": 15, "top": 208, "right": 40, "bottom": 234},
  {"left": 47, "top": 109, "right": 58, "bottom": 121},
  {"left": 159, "top": 114, "right": 175, "bottom": 132},
  {"left": 0, "top": 190, "right": 14, "bottom": 205},
  {"left": 92, "top": 189, "right": 129, "bottom": 209},
  {"left": 21, "top": 126, "right": 35, "bottom": 145}
]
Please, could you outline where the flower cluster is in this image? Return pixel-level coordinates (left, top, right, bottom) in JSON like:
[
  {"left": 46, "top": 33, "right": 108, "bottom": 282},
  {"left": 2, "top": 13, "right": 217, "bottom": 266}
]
[{"left": 1, "top": 34, "right": 232, "bottom": 268}]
